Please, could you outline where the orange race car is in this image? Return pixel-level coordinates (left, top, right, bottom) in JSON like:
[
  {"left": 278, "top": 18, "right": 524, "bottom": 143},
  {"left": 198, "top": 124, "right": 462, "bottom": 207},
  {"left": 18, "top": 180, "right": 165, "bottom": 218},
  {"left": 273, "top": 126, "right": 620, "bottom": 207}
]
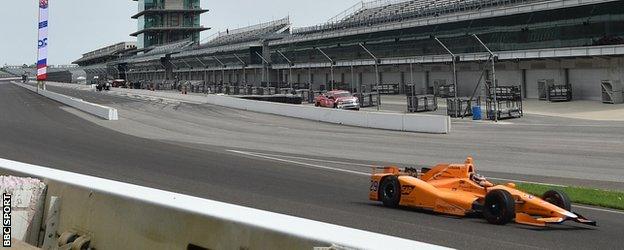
[{"left": 369, "top": 157, "right": 597, "bottom": 227}]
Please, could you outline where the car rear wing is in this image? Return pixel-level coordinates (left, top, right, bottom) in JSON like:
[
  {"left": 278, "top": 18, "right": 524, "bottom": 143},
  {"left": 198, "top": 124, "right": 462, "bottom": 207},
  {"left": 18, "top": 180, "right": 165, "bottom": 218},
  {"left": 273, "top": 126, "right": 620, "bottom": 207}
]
[{"left": 371, "top": 166, "right": 423, "bottom": 177}]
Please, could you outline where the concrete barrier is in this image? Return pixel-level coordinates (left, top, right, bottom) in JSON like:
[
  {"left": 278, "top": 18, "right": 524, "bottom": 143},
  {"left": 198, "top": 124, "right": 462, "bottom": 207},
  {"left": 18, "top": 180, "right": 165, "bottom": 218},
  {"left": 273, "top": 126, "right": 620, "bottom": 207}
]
[
  {"left": 367, "top": 112, "right": 404, "bottom": 131},
  {"left": 41, "top": 85, "right": 450, "bottom": 133},
  {"left": 13, "top": 82, "right": 118, "bottom": 120},
  {"left": 203, "top": 94, "right": 451, "bottom": 134},
  {"left": 0, "top": 158, "right": 447, "bottom": 250},
  {"left": 403, "top": 114, "right": 452, "bottom": 134},
  {"left": 243, "top": 100, "right": 449, "bottom": 134}
]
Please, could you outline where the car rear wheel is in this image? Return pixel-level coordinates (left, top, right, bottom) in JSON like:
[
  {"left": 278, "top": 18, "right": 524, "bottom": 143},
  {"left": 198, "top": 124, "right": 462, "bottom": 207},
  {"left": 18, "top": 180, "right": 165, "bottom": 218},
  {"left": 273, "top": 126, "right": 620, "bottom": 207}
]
[
  {"left": 379, "top": 176, "right": 401, "bottom": 208},
  {"left": 483, "top": 189, "right": 516, "bottom": 225},
  {"left": 543, "top": 190, "right": 571, "bottom": 211},
  {"left": 315, "top": 102, "right": 320, "bottom": 107}
]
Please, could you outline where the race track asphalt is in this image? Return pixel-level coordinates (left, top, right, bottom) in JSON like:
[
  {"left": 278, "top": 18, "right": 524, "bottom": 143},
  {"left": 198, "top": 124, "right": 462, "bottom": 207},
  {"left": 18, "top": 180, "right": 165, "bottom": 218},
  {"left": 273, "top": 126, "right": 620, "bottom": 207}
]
[{"left": 1, "top": 81, "right": 623, "bottom": 249}]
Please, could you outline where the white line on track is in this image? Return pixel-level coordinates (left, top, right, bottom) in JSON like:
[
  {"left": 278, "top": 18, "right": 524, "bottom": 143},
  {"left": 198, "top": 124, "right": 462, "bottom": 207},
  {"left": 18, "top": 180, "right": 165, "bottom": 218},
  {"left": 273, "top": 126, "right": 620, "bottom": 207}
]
[
  {"left": 235, "top": 151, "right": 377, "bottom": 167},
  {"left": 454, "top": 120, "right": 624, "bottom": 128},
  {"left": 228, "top": 149, "right": 624, "bottom": 215},
  {"left": 227, "top": 150, "right": 369, "bottom": 176},
  {"left": 230, "top": 151, "right": 566, "bottom": 187},
  {"left": 573, "top": 205, "right": 624, "bottom": 215}
]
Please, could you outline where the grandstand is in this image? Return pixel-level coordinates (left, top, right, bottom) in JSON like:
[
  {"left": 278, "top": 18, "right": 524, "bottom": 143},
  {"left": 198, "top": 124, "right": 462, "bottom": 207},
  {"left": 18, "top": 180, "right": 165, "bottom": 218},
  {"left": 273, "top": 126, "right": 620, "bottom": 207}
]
[
  {"left": 0, "top": 66, "right": 37, "bottom": 77},
  {"left": 205, "top": 17, "right": 290, "bottom": 47},
  {"left": 293, "top": 0, "right": 545, "bottom": 35},
  {"left": 0, "top": 65, "right": 86, "bottom": 83},
  {"left": 80, "top": 0, "right": 624, "bottom": 101},
  {"left": 124, "top": 18, "right": 291, "bottom": 85},
  {"left": 0, "top": 69, "right": 14, "bottom": 79},
  {"left": 73, "top": 42, "right": 137, "bottom": 66}
]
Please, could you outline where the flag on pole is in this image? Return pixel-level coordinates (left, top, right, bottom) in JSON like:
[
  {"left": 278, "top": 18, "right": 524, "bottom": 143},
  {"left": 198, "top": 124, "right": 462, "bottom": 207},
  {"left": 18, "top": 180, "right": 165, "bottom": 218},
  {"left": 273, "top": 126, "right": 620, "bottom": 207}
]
[{"left": 37, "top": 0, "right": 49, "bottom": 81}]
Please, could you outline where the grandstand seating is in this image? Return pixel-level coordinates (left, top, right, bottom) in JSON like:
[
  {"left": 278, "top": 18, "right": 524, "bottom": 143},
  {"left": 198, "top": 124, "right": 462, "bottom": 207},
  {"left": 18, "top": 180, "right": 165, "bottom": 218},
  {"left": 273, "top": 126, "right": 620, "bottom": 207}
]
[
  {"left": 270, "top": 0, "right": 624, "bottom": 65},
  {"left": 293, "top": 0, "right": 545, "bottom": 36},
  {"left": 0, "top": 67, "right": 37, "bottom": 77},
  {"left": 205, "top": 17, "right": 290, "bottom": 47},
  {"left": 145, "top": 40, "right": 195, "bottom": 55}
]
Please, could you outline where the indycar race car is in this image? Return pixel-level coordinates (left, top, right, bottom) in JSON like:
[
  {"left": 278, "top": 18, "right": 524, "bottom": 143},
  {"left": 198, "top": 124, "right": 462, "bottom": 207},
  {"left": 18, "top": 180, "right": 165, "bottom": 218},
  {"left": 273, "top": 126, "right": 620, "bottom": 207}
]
[{"left": 369, "top": 157, "right": 597, "bottom": 227}]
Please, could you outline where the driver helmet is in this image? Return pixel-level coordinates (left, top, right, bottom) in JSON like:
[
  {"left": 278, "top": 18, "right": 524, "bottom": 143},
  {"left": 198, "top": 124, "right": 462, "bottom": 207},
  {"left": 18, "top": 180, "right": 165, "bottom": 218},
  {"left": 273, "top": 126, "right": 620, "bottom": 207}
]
[{"left": 471, "top": 173, "right": 487, "bottom": 184}]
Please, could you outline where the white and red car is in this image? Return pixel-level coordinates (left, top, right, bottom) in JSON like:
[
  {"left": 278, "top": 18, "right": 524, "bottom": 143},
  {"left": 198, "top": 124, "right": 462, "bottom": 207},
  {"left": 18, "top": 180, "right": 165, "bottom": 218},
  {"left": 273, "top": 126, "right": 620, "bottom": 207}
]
[{"left": 315, "top": 90, "right": 360, "bottom": 110}]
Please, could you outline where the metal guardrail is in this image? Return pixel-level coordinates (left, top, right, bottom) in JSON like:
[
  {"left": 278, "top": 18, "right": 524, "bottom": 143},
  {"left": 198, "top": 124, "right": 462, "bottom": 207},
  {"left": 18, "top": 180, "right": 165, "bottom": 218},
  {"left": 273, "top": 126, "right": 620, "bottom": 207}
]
[{"left": 355, "top": 92, "right": 381, "bottom": 107}]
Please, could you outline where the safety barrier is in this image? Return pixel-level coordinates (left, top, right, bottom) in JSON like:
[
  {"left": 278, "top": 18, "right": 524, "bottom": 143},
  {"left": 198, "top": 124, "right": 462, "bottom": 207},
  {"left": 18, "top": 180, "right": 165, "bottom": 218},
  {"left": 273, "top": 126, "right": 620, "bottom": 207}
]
[
  {"left": 0, "top": 158, "right": 447, "bottom": 250},
  {"left": 209, "top": 94, "right": 451, "bottom": 134},
  {"left": 0, "top": 77, "right": 21, "bottom": 81},
  {"left": 12, "top": 82, "right": 118, "bottom": 120},
  {"left": 22, "top": 83, "right": 449, "bottom": 133},
  {"left": 108, "top": 88, "right": 450, "bottom": 133}
]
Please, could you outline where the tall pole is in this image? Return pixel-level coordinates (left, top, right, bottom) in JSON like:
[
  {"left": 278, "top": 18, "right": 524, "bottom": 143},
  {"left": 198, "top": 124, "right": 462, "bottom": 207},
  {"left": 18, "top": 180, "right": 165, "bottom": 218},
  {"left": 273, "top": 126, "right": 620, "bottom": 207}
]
[
  {"left": 472, "top": 34, "right": 498, "bottom": 122},
  {"left": 350, "top": 65, "right": 354, "bottom": 92},
  {"left": 255, "top": 52, "right": 271, "bottom": 88},
  {"left": 433, "top": 36, "right": 459, "bottom": 117},
  {"left": 359, "top": 43, "right": 381, "bottom": 111},
  {"left": 37, "top": 0, "right": 50, "bottom": 91},
  {"left": 410, "top": 63, "right": 414, "bottom": 87},
  {"left": 316, "top": 48, "right": 334, "bottom": 91},
  {"left": 276, "top": 50, "right": 293, "bottom": 89},
  {"left": 233, "top": 54, "right": 247, "bottom": 84},
  {"left": 212, "top": 56, "right": 227, "bottom": 85}
]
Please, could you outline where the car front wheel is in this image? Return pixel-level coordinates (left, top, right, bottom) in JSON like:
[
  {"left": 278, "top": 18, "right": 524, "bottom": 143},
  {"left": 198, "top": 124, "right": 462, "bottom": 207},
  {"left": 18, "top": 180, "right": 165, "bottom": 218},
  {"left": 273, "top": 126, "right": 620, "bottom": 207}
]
[
  {"left": 483, "top": 189, "right": 516, "bottom": 225},
  {"left": 543, "top": 190, "right": 571, "bottom": 211},
  {"left": 379, "top": 176, "right": 401, "bottom": 208}
]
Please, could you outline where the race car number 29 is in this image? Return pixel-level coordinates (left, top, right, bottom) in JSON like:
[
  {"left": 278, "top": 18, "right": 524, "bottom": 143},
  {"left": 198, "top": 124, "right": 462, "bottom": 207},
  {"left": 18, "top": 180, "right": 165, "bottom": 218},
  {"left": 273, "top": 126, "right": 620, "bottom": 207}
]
[{"left": 370, "top": 180, "right": 379, "bottom": 192}]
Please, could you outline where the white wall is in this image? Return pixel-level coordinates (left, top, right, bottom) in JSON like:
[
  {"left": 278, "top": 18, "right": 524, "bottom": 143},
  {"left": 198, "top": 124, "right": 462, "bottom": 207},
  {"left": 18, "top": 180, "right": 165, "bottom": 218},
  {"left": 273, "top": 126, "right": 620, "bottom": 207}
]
[
  {"left": 0, "top": 158, "right": 442, "bottom": 250},
  {"left": 496, "top": 70, "right": 523, "bottom": 86},
  {"left": 525, "top": 69, "right": 564, "bottom": 99},
  {"left": 569, "top": 68, "right": 608, "bottom": 101},
  {"left": 382, "top": 72, "right": 401, "bottom": 84},
  {"left": 456, "top": 71, "right": 482, "bottom": 97}
]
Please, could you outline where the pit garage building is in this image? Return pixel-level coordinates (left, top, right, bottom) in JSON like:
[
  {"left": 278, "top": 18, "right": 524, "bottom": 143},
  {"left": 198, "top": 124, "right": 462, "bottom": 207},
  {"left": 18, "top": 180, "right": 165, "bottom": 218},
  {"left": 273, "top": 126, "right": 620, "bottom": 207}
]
[{"left": 86, "top": 0, "right": 624, "bottom": 101}]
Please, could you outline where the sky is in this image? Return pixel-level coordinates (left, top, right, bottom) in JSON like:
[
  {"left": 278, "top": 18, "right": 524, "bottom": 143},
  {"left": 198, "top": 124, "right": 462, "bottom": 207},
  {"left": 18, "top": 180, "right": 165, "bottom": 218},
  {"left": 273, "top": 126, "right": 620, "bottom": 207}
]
[{"left": 0, "top": 0, "right": 358, "bottom": 66}]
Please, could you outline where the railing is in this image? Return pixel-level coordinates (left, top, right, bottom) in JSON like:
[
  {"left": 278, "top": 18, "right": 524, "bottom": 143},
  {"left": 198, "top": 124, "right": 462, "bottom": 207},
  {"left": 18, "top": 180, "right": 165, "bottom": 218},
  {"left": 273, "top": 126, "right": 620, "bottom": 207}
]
[
  {"left": 325, "top": 1, "right": 366, "bottom": 24},
  {"left": 82, "top": 42, "right": 134, "bottom": 58},
  {"left": 143, "top": 24, "right": 207, "bottom": 29},
  {"left": 216, "top": 17, "right": 290, "bottom": 37},
  {"left": 292, "top": 0, "right": 546, "bottom": 35}
]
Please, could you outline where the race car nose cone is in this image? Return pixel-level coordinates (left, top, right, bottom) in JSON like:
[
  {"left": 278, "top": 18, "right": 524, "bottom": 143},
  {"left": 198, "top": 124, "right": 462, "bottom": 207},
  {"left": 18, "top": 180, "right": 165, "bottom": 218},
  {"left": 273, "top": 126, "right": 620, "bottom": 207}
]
[{"left": 562, "top": 210, "right": 578, "bottom": 218}]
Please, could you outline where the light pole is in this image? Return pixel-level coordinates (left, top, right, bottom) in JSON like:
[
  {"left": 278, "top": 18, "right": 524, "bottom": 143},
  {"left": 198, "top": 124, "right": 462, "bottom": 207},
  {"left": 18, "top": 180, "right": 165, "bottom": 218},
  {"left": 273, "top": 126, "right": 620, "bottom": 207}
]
[
  {"left": 233, "top": 54, "right": 247, "bottom": 85},
  {"left": 276, "top": 50, "right": 294, "bottom": 89},
  {"left": 179, "top": 57, "right": 193, "bottom": 80},
  {"left": 433, "top": 36, "right": 459, "bottom": 117},
  {"left": 472, "top": 34, "right": 498, "bottom": 122},
  {"left": 212, "top": 56, "right": 227, "bottom": 85},
  {"left": 359, "top": 43, "right": 381, "bottom": 111},
  {"left": 255, "top": 52, "right": 271, "bottom": 88},
  {"left": 316, "top": 47, "right": 334, "bottom": 91}
]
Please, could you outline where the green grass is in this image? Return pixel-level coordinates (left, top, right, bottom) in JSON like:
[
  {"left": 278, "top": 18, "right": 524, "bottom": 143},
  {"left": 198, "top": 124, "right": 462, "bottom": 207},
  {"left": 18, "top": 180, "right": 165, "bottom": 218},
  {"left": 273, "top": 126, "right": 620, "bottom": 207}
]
[{"left": 515, "top": 183, "right": 624, "bottom": 211}]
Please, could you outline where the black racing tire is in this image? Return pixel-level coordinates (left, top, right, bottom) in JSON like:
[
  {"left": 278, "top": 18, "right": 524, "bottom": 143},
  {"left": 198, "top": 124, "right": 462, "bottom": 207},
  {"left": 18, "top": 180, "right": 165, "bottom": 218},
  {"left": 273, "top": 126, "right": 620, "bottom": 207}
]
[
  {"left": 333, "top": 103, "right": 338, "bottom": 109},
  {"left": 315, "top": 102, "right": 320, "bottom": 107},
  {"left": 483, "top": 189, "right": 516, "bottom": 225},
  {"left": 543, "top": 190, "right": 572, "bottom": 211},
  {"left": 379, "top": 176, "right": 401, "bottom": 208}
]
